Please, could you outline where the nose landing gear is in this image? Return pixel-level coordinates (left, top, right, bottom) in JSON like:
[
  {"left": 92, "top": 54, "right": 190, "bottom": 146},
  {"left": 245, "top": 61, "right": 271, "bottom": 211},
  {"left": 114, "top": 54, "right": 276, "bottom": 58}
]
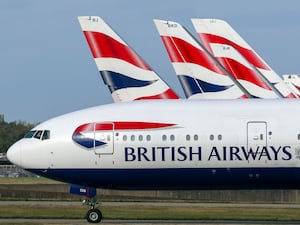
[
  {"left": 70, "top": 184, "right": 103, "bottom": 223},
  {"left": 83, "top": 198, "right": 102, "bottom": 223}
]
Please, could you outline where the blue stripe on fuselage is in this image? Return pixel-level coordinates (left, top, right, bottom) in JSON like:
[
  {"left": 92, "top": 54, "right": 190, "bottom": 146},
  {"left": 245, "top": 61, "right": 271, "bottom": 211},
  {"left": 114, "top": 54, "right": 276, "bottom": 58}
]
[{"left": 27, "top": 167, "right": 300, "bottom": 190}]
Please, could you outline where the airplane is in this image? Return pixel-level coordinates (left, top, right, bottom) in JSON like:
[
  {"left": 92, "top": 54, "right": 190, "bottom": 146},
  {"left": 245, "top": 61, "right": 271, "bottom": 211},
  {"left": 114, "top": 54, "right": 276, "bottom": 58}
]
[
  {"left": 283, "top": 74, "right": 300, "bottom": 97},
  {"left": 7, "top": 98, "right": 300, "bottom": 223},
  {"left": 192, "top": 18, "right": 298, "bottom": 99},
  {"left": 78, "top": 16, "right": 179, "bottom": 102},
  {"left": 154, "top": 19, "right": 248, "bottom": 99}
]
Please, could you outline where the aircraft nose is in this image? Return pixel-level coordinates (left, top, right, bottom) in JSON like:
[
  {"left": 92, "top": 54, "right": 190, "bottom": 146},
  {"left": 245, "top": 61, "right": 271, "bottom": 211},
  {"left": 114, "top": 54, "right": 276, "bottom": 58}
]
[{"left": 7, "top": 142, "right": 21, "bottom": 167}]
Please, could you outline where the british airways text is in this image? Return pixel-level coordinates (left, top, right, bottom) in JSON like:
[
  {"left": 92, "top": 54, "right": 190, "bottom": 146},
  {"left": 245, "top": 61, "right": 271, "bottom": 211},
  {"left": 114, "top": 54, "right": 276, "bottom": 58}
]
[{"left": 124, "top": 145, "right": 292, "bottom": 162}]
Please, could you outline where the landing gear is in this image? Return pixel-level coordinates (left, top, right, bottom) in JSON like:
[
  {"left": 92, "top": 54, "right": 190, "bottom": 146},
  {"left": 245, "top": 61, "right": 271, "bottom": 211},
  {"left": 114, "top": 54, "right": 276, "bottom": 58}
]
[
  {"left": 83, "top": 197, "right": 102, "bottom": 223},
  {"left": 70, "top": 184, "right": 102, "bottom": 223},
  {"left": 86, "top": 208, "right": 102, "bottom": 223}
]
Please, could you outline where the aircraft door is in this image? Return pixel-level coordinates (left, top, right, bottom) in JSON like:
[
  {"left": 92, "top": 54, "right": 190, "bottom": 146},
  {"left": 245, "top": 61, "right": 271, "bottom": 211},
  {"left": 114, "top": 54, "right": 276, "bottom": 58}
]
[
  {"left": 93, "top": 122, "right": 114, "bottom": 155},
  {"left": 247, "top": 121, "right": 267, "bottom": 152}
]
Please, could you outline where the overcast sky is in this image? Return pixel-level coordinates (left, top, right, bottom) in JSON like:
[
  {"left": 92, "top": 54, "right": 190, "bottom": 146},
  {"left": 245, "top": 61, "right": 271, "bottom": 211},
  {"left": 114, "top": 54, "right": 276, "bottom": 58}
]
[{"left": 1, "top": 0, "right": 300, "bottom": 123}]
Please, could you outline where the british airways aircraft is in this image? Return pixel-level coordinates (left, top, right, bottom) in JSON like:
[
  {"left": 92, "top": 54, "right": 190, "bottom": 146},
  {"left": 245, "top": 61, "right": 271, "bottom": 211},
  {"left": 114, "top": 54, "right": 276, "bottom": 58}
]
[
  {"left": 78, "top": 16, "right": 179, "bottom": 102},
  {"left": 192, "top": 19, "right": 297, "bottom": 99},
  {"left": 6, "top": 98, "right": 300, "bottom": 223}
]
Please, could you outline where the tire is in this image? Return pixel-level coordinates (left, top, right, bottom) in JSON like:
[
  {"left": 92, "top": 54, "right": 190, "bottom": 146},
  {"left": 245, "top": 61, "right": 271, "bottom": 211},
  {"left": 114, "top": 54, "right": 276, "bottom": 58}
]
[{"left": 86, "top": 208, "right": 102, "bottom": 223}]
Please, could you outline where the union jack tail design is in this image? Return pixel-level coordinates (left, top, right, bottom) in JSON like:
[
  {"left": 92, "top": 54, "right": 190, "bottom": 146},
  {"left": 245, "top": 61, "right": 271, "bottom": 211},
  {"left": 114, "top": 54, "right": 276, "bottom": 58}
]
[
  {"left": 192, "top": 19, "right": 296, "bottom": 98},
  {"left": 78, "top": 16, "right": 179, "bottom": 102},
  {"left": 154, "top": 19, "right": 247, "bottom": 99},
  {"left": 283, "top": 74, "right": 300, "bottom": 97}
]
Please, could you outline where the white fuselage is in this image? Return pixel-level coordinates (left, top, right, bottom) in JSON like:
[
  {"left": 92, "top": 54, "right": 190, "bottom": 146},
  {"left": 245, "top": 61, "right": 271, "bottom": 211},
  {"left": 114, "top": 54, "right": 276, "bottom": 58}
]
[{"left": 7, "top": 99, "right": 300, "bottom": 189}]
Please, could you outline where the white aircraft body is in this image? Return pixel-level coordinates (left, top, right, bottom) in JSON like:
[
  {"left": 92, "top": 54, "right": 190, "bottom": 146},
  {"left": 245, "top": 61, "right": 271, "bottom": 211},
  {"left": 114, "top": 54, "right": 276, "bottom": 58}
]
[{"left": 6, "top": 99, "right": 300, "bottom": 222}]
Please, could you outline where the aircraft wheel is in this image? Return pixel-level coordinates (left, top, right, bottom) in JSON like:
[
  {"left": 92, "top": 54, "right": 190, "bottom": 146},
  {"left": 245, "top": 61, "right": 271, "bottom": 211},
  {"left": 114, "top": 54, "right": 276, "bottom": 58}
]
[{"left": 86, "top": 208, "right": 102, "bottom": 223}]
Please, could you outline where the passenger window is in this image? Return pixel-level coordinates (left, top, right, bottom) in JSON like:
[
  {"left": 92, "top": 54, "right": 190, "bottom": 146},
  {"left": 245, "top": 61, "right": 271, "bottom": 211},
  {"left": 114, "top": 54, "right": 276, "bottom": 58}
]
[
  {"left": 131, "top": 135, "right": 135, "bottom": 141},
  {"left": 162, "top": 135, "right": 167, "bottom": 141},
  {"left": 210, "top": 135, "right": 214, "bottom": 141},
  {"left": 186, "top": 135, "right": 190, "bottom": 141},
  {"left": 298, "top": 134, "right": 300, "bottom": 140},
  {"left": 146, "top": 135, "right": 151, "bottom": 141},
  {"left": 170, "top": 135, "right": 175, "bottom": 141},
  {"left": 194, "top": 134, "right": 198, "bottom": 141},
  {"left": 123, "top": 135, "right": 127, "bottom": 141},
  {"left": 42, "top": 130, "right": 50, "bottom": 140},
  {"left": 138, "top": 135, "right": 143, "bottom": 141},
  {"left": 218, "top": 134, "right": 222, "bottom": 141}
]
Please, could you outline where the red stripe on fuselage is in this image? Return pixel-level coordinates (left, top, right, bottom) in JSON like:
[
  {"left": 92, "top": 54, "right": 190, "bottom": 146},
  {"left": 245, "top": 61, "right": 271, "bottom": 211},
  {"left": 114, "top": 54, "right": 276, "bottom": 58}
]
[
  {"left": 83, "top": 31, "right": 151, "bottom": 71},
  {"left": 74, "top": 122, "right": 177, "bottom": 133}
]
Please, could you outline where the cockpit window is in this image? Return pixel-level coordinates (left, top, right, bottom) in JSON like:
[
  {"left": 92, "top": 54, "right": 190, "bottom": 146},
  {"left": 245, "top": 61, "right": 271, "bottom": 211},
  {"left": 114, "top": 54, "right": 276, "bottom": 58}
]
[
  {"left": 24, "top": 130, "right": 50, "bottom": 140},
  {"left": 34, "top": 130, "right": 43, "bottom": 139},
  {"left": 42, "top": 130, "right": 50, "bottom": 140},
  {"left": 24, "top": 130, "right": 37, "bottom": 138}
]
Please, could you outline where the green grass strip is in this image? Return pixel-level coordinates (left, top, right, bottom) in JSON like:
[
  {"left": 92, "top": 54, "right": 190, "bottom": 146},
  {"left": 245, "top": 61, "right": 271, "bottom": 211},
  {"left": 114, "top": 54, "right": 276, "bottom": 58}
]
[{"left": 0, "top": 205, "right": 300, "bottom": 221}]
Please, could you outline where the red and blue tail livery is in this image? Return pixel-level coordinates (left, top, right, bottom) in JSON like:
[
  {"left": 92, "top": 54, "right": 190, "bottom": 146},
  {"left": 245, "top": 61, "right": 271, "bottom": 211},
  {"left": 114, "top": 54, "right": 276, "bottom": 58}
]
[
  {"left": 78, "top": 16, "right": 179, "bottom": 102},
  {"left": 192, "top": 19, "right": 297, "bottom": 99},
  {"left": 154, "top": 19, "right": 247, "bottom": 99}
]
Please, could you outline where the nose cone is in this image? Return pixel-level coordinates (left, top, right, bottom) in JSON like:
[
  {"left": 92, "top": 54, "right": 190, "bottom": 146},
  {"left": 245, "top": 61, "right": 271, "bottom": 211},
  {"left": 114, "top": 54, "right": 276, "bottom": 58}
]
[{"left": 7, "top": 142, "right": 21, "bottom": 167}]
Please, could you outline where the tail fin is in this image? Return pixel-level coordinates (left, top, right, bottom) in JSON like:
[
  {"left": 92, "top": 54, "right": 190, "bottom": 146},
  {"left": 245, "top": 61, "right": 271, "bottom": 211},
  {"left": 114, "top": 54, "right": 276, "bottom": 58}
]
[
  {"left": 283, "top": 74, "right": 300, "bottom": 97},
  {"left": 192, "top": 19, "right": 296, "bottom": 98},
  {"left": 154, "top": 19, "right": 247, "bottom": 99},
  {"left": 78, "top": 16, "right": 179, "bottom": 102}
]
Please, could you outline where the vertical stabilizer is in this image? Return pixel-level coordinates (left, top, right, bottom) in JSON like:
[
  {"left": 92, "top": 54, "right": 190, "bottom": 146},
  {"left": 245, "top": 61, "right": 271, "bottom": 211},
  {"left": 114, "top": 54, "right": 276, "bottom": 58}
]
[
  {"left": 78, "top": 16, "right": 179, "bottom": 102},
  {"left": 192, "top": 19, "right": 296, "bottom": 98},
  {"left": 154, "top": 19, "right": 247, "bottom": 99}
]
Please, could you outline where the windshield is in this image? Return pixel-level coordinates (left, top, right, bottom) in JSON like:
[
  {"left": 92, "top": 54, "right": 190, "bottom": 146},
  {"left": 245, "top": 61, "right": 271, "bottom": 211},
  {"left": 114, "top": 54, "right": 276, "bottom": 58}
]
[{"left": 24, "top": 130, "right": 50, "bottom": 140}]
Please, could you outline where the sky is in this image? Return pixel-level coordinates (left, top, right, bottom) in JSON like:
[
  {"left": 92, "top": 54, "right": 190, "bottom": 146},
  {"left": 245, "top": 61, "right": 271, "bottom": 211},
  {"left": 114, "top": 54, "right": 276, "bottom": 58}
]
[{"left": 1, "top": 0, "right": 300, "bottom": 123}]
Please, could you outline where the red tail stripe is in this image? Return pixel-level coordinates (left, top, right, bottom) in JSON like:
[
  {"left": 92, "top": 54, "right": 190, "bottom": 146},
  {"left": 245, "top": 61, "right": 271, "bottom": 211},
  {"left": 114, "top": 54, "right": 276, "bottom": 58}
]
[
  {"left": 135, "top": 88, "right": 179, "bottom": 100},
  {"left": 285, "top": 92, "right": 298, "bottom": 98},
  {"left": 199, "top": 33, "right": 270, "bottom": 70},
  {"left": 218, "top": 57, "right": 272, "bottom": 90},
  {"left": 83, "top": 31, "right": 151, "bottom": 71},
  {"left": 161, "top": 36, "right": 226, "bottom": 75}
]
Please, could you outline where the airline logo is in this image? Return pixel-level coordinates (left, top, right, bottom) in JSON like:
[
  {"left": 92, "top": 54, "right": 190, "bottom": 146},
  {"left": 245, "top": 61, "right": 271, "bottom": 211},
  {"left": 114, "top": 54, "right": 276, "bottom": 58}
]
[
  {"left": 154, "top": 19, "right": 246, "bottom": 99},
  {"left": 191, "top": 19, "right": 297, "bottom": 98},
  {"left": 78, "top": 16, "right": 179, "bottom": 102},
  {"left": 72, "top": 121, "right": 176, "bottom": 149}
]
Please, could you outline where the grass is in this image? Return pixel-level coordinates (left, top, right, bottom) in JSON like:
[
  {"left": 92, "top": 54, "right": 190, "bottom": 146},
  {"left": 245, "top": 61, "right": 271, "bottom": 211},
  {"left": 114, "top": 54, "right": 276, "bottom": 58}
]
[
  {"left": 1, "top": 177, "right": 300, "bottom": 222},
  {"left": 0, "top": 205, "right": 300, "bottom": 221},
  {"left": 0, "top": 177, "right": 62, "bottom": 184}
]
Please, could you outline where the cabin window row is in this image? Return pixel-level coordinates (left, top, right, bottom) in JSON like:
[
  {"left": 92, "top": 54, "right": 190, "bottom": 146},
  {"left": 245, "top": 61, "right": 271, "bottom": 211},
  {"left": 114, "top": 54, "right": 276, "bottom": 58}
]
[{"left": 119, "top": 134, "right": 222, "bottom": 142}]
